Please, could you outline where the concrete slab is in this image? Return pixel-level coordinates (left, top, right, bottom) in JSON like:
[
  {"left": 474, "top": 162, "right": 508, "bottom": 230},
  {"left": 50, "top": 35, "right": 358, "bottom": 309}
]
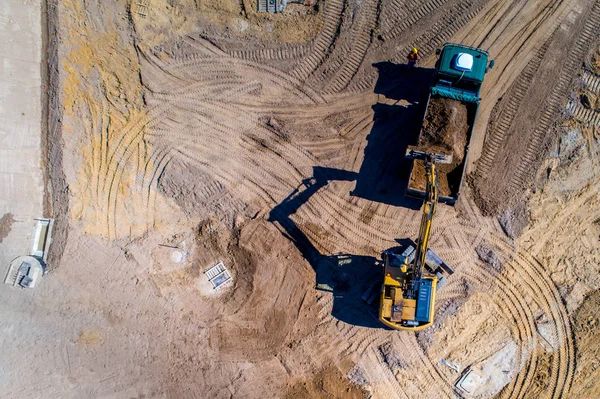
[{"left": 0, "top": 0, "right": 44, "bottom": 275}]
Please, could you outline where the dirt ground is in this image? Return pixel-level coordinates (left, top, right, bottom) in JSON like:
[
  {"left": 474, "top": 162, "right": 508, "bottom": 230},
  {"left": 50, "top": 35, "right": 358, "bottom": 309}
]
[
  {"left": 569, "top": 289, "right": 600, "bottom": 399},
  {"left": 5, "top": 0, "right": 600, "bottom": 397},
  {"left": 409, "top": 97, "right": 470, "bottom": 196},
  {"left": 285, "top": 366, "right": 369, "bottom": 399}
]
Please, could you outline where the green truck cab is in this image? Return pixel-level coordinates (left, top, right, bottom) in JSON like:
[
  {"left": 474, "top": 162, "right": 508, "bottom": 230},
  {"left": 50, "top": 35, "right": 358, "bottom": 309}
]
[{"left": 434, "top": 43, "right": 491, "bottom": 98}]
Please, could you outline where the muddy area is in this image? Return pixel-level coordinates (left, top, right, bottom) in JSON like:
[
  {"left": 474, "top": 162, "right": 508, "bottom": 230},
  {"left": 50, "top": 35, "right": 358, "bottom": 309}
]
[
  {"left": 409, "top": 97, "right": 471, "bottom": 196},
  {"left": 0, "top": 213, "right": 15, "bottom": 243}
]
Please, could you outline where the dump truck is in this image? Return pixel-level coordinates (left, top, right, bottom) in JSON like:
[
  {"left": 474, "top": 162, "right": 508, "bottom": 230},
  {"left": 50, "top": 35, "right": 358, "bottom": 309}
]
[{"left": 406, "top": 43, "right": 493, "bottom": 205}]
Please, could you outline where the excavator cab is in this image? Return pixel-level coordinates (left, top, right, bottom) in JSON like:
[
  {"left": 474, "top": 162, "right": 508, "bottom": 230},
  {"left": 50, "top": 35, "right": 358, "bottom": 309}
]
[
  {"left": 379, "top": 244, "right": 452, "bottom": 330},
  {"left": 378, "top": 147, "right": 455, "bottom": 330}
]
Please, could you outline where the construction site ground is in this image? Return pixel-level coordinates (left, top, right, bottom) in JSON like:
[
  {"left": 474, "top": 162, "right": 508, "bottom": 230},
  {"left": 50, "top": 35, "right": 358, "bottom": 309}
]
[{"left": 2, "top": 0, "right": 600, "bottom": 397}]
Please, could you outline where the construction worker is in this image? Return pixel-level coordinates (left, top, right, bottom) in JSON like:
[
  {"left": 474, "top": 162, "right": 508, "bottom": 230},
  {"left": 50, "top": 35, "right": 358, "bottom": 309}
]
[{"left": 407, "top": 48, "right": 419, "bottom": 68}]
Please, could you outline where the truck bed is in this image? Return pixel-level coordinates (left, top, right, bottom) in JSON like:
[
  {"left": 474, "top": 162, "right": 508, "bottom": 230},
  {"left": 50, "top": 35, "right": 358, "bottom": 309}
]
[{"left": 407, "top": 95, "right": 477, "bottom": 204}]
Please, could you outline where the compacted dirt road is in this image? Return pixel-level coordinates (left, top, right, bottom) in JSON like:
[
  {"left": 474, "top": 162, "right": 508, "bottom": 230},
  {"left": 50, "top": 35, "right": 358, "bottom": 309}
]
[{"left": 2, "top": 0, "right": 600, "bottom": 398}]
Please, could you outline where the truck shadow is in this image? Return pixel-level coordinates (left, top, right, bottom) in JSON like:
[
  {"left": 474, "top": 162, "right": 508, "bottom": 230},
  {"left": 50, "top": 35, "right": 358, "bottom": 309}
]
[
  {"left": 373, "top": 61, "right": 435, "bottom": 102},
  {"left": 351, "top": 62, "right": 435, "bottom": 209}
]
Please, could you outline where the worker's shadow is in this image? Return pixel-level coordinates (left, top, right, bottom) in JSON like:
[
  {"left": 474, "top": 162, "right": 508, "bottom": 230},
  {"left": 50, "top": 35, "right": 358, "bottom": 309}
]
[{"left": 351, "top": 62, "right": 435, "bottom": 209}]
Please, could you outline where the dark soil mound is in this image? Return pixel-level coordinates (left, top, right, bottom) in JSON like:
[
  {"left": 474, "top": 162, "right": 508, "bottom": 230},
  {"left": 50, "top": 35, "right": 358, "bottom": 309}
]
[{"left": 409, "top": 97, "right": 471, "bottom": 196}]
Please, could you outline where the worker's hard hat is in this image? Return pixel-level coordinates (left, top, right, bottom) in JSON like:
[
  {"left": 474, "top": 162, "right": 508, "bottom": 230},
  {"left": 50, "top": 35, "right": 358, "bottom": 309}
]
[{"left": 412, "top": 48, "right": 418, "bottom": 54}]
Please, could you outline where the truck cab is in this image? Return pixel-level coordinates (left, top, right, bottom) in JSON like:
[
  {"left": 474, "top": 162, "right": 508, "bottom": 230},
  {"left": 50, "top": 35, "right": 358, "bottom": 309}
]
[{"left": 433, "top": 43, "right": 490, "bottom": 98}]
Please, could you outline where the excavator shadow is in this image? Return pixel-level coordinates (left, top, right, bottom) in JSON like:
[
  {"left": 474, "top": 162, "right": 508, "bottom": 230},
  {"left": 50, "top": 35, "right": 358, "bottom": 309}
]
[
  {"left": 351, "top": 62, "right": 435, "bottom": 209},
  {"left": 269, "top": 167, "right": 421, "bottom": 329},
  {"left": 268, "top": 166, "right": 384, "bottom": 328},
  {"left": 314, "top": 254, "right": 382, "bottom": 328}
]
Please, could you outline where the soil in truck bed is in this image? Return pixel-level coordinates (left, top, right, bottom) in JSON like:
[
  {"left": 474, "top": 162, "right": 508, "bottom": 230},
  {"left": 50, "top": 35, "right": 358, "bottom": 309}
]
[{"left": 409, "top": 97, "right": 471, "bottom": 197}]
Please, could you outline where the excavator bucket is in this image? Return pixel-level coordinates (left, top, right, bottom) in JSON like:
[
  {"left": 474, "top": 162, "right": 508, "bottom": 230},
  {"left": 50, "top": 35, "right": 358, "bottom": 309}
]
[{"left": 405, "top": 145, "right": 453, "bottom": 164}]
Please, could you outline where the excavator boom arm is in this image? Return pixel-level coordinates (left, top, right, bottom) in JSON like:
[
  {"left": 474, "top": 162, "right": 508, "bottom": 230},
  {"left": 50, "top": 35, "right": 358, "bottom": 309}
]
[{"left": 413, "top": 161, "right": 438, "bottom": 279}]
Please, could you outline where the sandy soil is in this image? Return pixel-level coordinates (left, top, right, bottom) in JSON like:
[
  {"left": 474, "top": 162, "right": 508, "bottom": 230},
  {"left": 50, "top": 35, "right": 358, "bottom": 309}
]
[
  {"left": 6, "top": 0, "right": 600, "bottom": 397},
  {"left": 569, "top": 289, "right": 600, "bottom": 398},
  {"left": 409, "top": 97, "right": 470, "bottom": 196},
  {"left": 285, "top": 366, "right": 369, "bottom": 399},
  {"left": 467, "top": 0, "right": 599, "bottom": 215}
]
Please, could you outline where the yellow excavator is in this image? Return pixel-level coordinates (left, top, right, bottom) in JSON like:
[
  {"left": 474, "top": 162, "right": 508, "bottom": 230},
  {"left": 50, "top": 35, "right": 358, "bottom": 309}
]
[{"left": 378, "top": 146, "right": 455, "bottom": 330}]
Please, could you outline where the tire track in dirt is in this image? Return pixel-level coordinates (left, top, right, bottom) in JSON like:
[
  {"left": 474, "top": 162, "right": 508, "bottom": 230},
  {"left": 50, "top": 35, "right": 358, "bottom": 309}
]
[
  {"left": 569, "top": 71, "right": 600, "bottom": 126},
  {"left": 99, "top": 111, "right": 165, "bottom": 238},
  {"left": 338, "top": 323, "right": 454, "bottom": 397},
  {"left": 437, "top": 195, "right": 573, "bottom": 398},
  {"left": 362, "top": 345, "right": 410, "bottom": 399},
  {"left": 475, "top": 39, "right": 550, "bottom": 178},
  {"left": 582, "top": 70, "right": 600, "bottom": 91},
  {"left": 152, "top": 80, "right": 264, "bottom": 107},
  {"left": 380, "top": 0, "right": 455, "bottom": 42},
  {"left": 510, "top": 1, "right": 600, "bottom": 191},
  {"left": 438, "top": 216, "right": 537, "bottom": 398},
  {"left": 146, "top": 94, "right": 326, "bottom": 211},
  {"left": 398, "top": 334, "right": 457, "bottom": 395},
  {"left": 141, "top": 145, "right": 175, "bottom": 223},
  {"left": 162, "top": 37, "right": 325, "bottom": 102},
  {"left": 571, "top": 103, "right": 600, "bottom": 126},
  {"left": 167, "top": 138, "right": 276, "bottom": 209},
  {"left": 351, "top": 0, "right": 488, "bottom": 93},
  {"left": 377, "top": 0, "right": 412, "bottom": 35},
  {"left": 321, "top": 0, "right": 380, "bottom": 93},
  {"left": 520, "top": 174, "right": 600, "bottom": 261},
  {"left": 168, "top": 56, "right": 323, "bottom": 103},
  {"left": 138, "top": 50, "right": 188, "bottom": 93},
  {"left": 231, "top": 92, "right": 375, "bottom": 121},
  {"left": 452, "top": 196, "right": 573, "bottom": 399},
  {"left": 290, "top": 0, "right": 345, "bottom": 81},
  {"left": 489, "top": 232, "right": 574, "bottom": 399},
  {"left": 227, "top": 42, "right": 310, "bottom": 62}
]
